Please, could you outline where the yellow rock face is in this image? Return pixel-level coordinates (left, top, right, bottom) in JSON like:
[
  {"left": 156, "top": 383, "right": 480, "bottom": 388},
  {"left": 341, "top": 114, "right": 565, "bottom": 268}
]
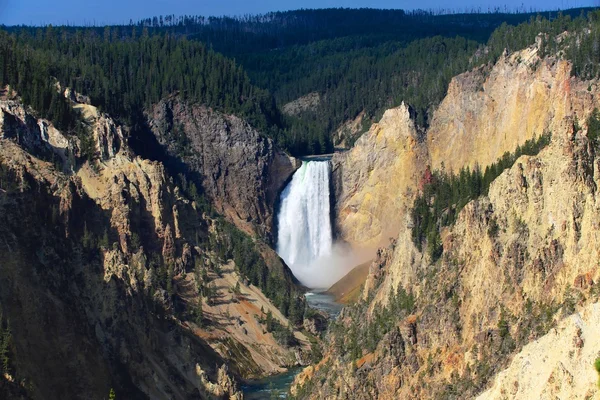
[
  {"left": 334, "top": 43, "right": 600, "bottom": 249},
  {"left": 478, "top": 303, "right": 600, "bottom": 400},
  {"left": 428, "top": 47, "right": 572, "bottom": 173},
  {"left": 332, "top": 102, "right": 427, "bottom": 247}
]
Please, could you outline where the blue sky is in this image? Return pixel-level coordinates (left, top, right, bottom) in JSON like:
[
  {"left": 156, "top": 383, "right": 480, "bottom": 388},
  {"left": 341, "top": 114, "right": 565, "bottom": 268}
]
[{"left": 0, "top": 0, "right": 596, "bottom": 26}]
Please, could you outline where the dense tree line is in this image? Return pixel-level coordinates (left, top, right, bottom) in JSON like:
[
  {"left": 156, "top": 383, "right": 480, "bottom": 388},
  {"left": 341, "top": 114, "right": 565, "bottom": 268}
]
[
  {"left": 151, "top": 7, "right": 599, "bottom": 149},
  {"left": 2, "top": 8, "right": 598, "bottom": 156},
  {"left": 180, "top": 9, "right": 549, "bottom": 141},
  {"left": 471, "top": 9, "right": 600, "bottom": 80},
  {"left": 0, "top": 25, "right": 334, "bottom": 155},
  {"left": 143, "top": 8, "right": 543, "bottom": 48},
  {"left": 0, "top": 28, "right": 279, "bottom": 132},
  {"left": 0, "top": 31, "right": 97, "bottom": 160},
  {"left": 261, "top": 35, "right": 479, "bottom": 136},
  {"left": 411, "top": 132, "right": 552, "bottom": 260},
  {"left": 178, "top": 8, "right": 591, "bottom": 142}
]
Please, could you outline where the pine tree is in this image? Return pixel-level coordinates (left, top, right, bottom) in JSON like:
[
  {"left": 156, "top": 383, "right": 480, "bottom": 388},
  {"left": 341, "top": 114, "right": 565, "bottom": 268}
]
[
  {"left": 0, "top": 315, "right": 11, "bottom": 375},
  {"left": 265, "top": 310, "right": 273, "bottom": 332},
  {"left": 82, "top": 221, "right": 95, "bottom": 250},
  {"left": 195, "top": 300, "right": 203, "bottom": 327},
  {"left": 99, "top": 229, "right": 109, "bottom": 249},
  {"left": 166, "top": 263, "right": 174, "bottom": 297}
]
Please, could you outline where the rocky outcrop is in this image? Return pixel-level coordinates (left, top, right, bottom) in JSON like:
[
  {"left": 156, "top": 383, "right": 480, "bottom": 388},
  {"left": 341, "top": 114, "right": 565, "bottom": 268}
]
[
  {"left": 0, "top": 96, "right": 308, "bottom": 399},
  {"left": 146, "top": 96, "right": 298, "bottom": 240},
  {"left": 282, "top": 92, "right": 321, "bottom": 116},
  {"left": 427, "top": 46, "right": 572, "bottom": 173},
  {"left": 332, "top": 103, "right": 427, "bottom": 246},
  {"left": 332, "top": 110, "right": 366, "bottom": 148},
  {"left": 0, "top": 100, "right": 73, "bottom": 167},
  {"left": 478, "top": 302, "right": 600, "bottom": 400}
]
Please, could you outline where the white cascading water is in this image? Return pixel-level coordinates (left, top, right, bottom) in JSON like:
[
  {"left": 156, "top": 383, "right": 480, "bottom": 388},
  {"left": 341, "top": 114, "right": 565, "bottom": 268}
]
[{"left": 277, "top": 161, "right": 333, "bottom": 287}]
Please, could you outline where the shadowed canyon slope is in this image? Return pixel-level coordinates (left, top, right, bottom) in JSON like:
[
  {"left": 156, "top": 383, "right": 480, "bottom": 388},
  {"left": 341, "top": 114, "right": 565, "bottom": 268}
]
[
  {"left": 146, "top": 95, "right": 299, "bottom": 240},
  {"left": 0, "top": 94, "right": 307, "bottom": 400}
]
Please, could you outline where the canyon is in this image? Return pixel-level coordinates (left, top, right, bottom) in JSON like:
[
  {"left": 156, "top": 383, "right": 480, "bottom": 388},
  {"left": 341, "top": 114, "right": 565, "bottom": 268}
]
[
  {"left": 1, "top": 13, "right": 600, "bottom": 400},
  {"left": 0, "top": 90, "right": 309, "bottom": 399},
  {"left": 295, "top": 38, "right": 600, "bottom": 399}
]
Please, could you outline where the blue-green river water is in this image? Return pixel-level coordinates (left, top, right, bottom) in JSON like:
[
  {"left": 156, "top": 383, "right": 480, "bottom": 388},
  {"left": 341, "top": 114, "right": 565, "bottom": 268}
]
[
  {"left": 241, "top": 292, "right": 341, "bottom": 398},
  {"left": 241, "top": 367, "right": 303, "bottom": 399}
]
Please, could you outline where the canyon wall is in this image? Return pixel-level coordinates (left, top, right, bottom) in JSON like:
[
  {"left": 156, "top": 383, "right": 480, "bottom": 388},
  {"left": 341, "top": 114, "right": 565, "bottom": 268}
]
[
  {"left": 302, "top": 41, "right": 600, "bottom": 399},
  {"left": 0, "top": 95, "right": 308, "bottom": 400},
  {"left": 333, "top": 43, "right": 597, "bottom": 248},
  {"left": 146, "top": 96, "right": 298, "bottom": 240},
  {"left": 331, "top": 103, "right": 426, "bottom": 247}
]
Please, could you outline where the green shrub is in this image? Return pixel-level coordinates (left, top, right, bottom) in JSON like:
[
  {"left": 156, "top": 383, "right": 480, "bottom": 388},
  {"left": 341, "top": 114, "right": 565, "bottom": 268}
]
[
  {"left": 487, "top": 217, "right": 499, "bottom": 238},
  {"left": 595, "top": 357, "right": 600, "bottom": 387}
]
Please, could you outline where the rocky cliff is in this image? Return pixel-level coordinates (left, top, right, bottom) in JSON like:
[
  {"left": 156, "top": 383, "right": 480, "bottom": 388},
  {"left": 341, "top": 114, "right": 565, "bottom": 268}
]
[
  {"left": 331, "top": 103, "right": 426, "bottom": 247},
  {"left": 145, "top": 96, "right": 298, "bottom": 241},
  {"left": 332, "top": 43, "right": 590, "bottom": 248},
  {"left": 0, "top": 93, "right": 309, "bottom": 400},
  {"left": 478, "top": 302, "right": 600, "bottom": 400},
  {"left": 427, "top": 46, "right": 573, "bottom": 173},
  {"left": 298, "top": 40, "right": 600, "bottom": 399}
]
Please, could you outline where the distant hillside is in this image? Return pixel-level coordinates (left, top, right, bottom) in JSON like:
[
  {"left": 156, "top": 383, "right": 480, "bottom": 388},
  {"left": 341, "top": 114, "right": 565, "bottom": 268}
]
[
  {"left": 180, "top": 8, "right": 596, "bottom": 148},
  {"left": 3, "top": 8, "right": 599, "bottom": 155}
]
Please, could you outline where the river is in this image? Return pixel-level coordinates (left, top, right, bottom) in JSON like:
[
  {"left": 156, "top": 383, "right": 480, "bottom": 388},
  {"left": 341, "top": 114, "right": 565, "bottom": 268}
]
[{"left": 241, "top": 292, "right": 341, "bottom": 398}]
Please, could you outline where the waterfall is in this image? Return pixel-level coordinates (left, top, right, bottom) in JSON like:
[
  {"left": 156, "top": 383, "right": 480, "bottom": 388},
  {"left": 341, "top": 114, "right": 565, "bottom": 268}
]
[{"left": 277, "top": 161, "right": 333, "bottom": 287}]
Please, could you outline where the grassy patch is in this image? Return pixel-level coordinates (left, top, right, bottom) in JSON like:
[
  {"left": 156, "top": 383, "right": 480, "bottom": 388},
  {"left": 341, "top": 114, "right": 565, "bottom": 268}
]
[{"left": 595, "top": 357, "right": 600, "bottom": 387}]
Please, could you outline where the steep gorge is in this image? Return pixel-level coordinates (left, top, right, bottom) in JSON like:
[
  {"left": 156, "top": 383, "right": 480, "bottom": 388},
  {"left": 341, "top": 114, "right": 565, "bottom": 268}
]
[
  {"left": 297, "top": 39, "right": 600, "bottom": 399},
  {"left": 0, "top": 90, "right": 309, "bottom": 399},
  {"left": 3, "top": 13, "right": 600, "bottom": 400}
]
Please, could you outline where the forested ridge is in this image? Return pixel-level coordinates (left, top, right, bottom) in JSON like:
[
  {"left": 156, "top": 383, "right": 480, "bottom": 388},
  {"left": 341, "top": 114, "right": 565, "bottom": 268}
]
[
  {"left": 1, "top": 7, "right": 600, "bottom": 157},
  {"left": 0, "top": 28, "right": 281, "bottom": 144},
  {"left": 150, "top": 8, "right": 595, "bottom": 144}
]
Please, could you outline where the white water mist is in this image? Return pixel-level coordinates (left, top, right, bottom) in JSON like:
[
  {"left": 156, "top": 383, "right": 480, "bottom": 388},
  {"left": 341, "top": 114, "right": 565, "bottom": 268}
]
[
  {"left": 279, "top": 160, "right": 356, "bottom": 288},
  {"left": 277, "top": 161, "right": 332, "bottom": 264}
]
